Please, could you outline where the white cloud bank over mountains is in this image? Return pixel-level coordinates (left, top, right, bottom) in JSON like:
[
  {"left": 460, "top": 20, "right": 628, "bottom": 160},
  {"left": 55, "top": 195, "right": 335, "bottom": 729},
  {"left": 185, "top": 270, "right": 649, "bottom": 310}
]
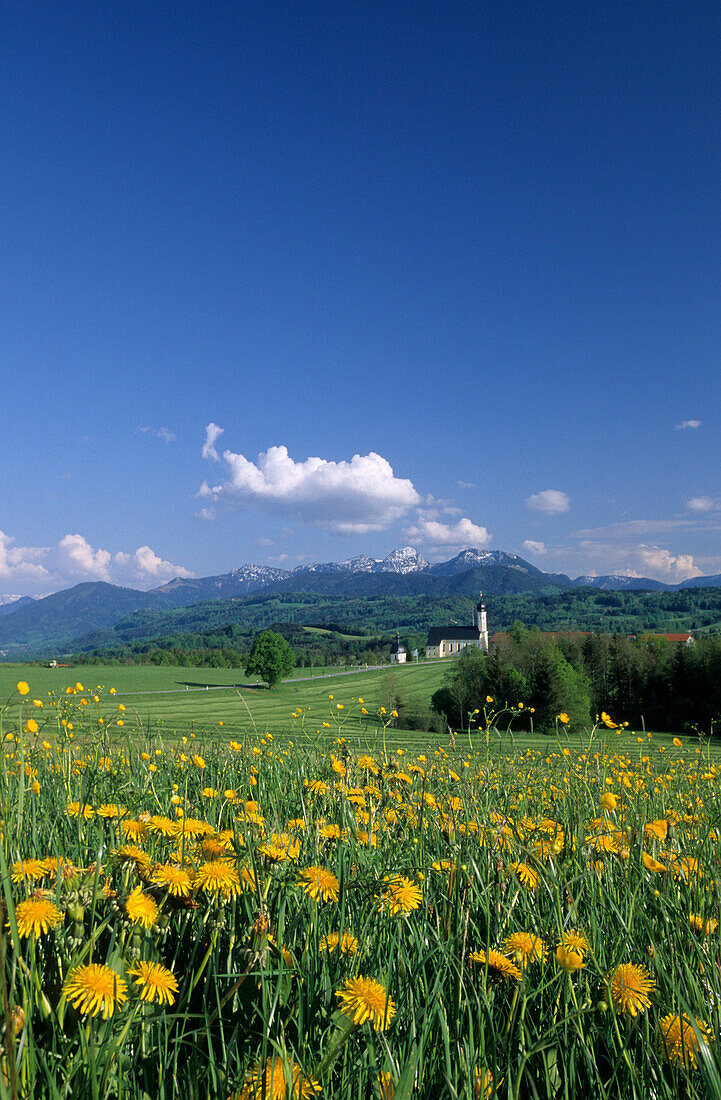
[
  {"left": 0, "top": 530, "right": 194, "bottom": 594},
  {"left": 405, "top": 514, "right": 491, "bottom": 551},
  {"left": 198, "top": 426, "right": 488, "bottom": 546},
  {"left": 199, "top": 442, "right": 421, "bottom": 534}
]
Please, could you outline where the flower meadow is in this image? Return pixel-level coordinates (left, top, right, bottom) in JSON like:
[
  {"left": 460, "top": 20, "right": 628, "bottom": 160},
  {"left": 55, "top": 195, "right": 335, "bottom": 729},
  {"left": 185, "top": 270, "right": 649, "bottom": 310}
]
[{"left": 2, "top": 682, "right": 721, "bottom": 1098}]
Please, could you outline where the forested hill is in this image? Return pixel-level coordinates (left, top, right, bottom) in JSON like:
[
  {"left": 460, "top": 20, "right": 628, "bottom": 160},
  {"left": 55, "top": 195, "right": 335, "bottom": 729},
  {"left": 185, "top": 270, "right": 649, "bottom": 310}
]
[{"left": 58, "top": 585, "right": 721, "bottom": 666}]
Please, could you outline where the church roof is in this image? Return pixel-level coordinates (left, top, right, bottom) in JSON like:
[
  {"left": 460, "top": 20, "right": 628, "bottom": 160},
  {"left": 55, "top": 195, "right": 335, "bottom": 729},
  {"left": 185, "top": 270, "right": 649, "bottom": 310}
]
[
  {"left": 427, "top": 626, "right": 482, "bottom": 645},
  {"left": 390, "top": 640, "right": 407, "bottom": 653}
]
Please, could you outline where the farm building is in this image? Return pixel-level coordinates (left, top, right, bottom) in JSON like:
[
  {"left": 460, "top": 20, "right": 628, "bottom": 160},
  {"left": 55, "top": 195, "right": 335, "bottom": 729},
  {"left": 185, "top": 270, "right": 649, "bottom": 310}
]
[{"left": 425, "top": 595, "right": 489, "bottom": 658}]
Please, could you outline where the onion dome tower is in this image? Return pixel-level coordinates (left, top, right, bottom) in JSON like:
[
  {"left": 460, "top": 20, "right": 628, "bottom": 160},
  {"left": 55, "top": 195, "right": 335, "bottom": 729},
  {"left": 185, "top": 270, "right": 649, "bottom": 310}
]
[{"left": 474, "top": 593, "right": 489, "bottom": 652}]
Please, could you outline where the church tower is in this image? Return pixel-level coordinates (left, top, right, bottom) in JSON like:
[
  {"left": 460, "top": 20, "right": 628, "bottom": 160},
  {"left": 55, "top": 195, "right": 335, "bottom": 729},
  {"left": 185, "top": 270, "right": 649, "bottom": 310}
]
[{"left": 474, "top": 593, "right": 489, "bottom": 652}]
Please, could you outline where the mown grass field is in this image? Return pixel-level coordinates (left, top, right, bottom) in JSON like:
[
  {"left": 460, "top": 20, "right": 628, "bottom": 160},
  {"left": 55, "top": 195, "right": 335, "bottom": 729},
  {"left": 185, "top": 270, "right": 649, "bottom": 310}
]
[
  {"left": 0, "top": 661, "right": 705, "bottom": 759},
  {"left": 0, "top": 663, "right": 451, "bottom": 750}
]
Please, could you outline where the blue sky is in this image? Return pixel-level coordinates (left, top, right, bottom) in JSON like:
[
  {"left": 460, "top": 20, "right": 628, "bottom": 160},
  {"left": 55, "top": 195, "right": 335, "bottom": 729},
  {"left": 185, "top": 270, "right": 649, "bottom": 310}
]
[{"left": 3, "top": 1, "right": 720, "bottom": 596}]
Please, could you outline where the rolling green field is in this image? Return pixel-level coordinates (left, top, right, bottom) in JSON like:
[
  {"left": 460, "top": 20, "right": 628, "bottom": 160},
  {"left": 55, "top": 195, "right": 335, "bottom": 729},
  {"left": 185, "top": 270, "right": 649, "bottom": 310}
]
[
  {"left": 1, "top": 659, "right": 712, "bottom": 759},
  {"left": 1, "top": 661, "right": 450, "bottom": 750}
]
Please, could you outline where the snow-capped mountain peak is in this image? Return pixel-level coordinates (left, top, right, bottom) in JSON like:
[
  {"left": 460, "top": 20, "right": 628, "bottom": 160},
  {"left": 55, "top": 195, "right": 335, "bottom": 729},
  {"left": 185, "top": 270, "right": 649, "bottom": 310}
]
[{"left": 373, "top": 547, "right": 429, "bottom": 574}]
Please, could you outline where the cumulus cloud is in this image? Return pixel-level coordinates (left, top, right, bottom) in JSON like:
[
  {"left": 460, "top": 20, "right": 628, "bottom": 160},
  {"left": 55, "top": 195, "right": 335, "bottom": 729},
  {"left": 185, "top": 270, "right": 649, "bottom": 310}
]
[
  {"left": 200, "top": 434, "right": 421, "bottom": 534},
  {"left": 0, "top": 531, "right": 50, "bottom": 581},
  {"left": 687, "top": 495, "right": 717, "bottom": 512},
  {"left": 522, "top": 539, "right": 546, "bottom": 556},
  {"left": 139, "top": 426, "right": 177, "bottom": 444},
  {"left": 59, "top": 534, "right": 112, "bottom": 579},
  {"left": 405, "top": 514, "right": 492, "bottom": 551},
  {"left": 635, "top": 546, "right": 703, "bottom": 580},
  {"left": 675, "top": 419, "right": 702, "bottom": 431},
  {"left": 113, "top": 546, "right": 195, "bottom": 583},
  {"left": 0, "top": 530, "right": 193, "bottom": 596},
  {"left": 202, "top": 422, "right": 224, "bottom": 461},
  {"left": 573, "top": 539, "right": 704, "bottom": 581},
  {"left": 525, "top": 489, "right": 570, "bottom": 515}
]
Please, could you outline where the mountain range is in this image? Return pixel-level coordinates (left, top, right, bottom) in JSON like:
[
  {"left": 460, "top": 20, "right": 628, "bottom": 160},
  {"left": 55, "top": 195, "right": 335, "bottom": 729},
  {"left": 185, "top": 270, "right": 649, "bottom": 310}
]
[{"left": 1, "top": 546, "right": 720, "bottom": 655}]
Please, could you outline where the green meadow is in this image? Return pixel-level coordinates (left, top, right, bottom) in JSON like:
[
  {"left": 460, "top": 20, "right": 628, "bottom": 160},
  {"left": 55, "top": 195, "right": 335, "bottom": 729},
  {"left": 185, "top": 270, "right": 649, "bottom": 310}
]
[{"left": 0, "top": 660, "right": 710, "bottom": 758}]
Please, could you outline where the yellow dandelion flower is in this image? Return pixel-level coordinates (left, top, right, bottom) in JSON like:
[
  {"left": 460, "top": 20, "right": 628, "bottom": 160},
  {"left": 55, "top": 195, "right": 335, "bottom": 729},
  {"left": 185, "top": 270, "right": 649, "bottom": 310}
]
[
  {"left": 642, "top": 852, "right": 667, "bottom": 873},
  {"left": 112, "top": 845, "right": 151, "bottom": 873},
  {"left": 659, "top": 1013, "right": 712, "bottom": 1069},
  {"left": 195, "top": 859, "right": 242, "bottom": 898},
  {"left": 336, "top": 976, "right": 396, "bottom": 1031},
  {"left": 508, "top": 862, "right": 539, "bottom": 890},
  {"left": 502, "top": 932, "right": 547, "bottom": 967},
  {"left": 24, "top": 718, "right": 39, "bottom": 734},
  {"left": 177, "top": 817, "right": 214, "bottom": 839},
  {"left": 643, "top": 819, "right": 668, "bottom": 841},
  {"left": 151, "top": 864, "right": 194, "bottom": 897},
  {"left": 148, "top": 815, "right": 179, "bottom": 838},
  {"left": 128, "top": 960, "right": 179, "bottom": 1006},
  {"left": 609, "top": 963, "right": 654, "bottom": 1016},
  {"left": 376, "top": 874, "right": 423, "bottom": 917},
  {"left": 234, "top": 1057, "right": 321, "bottom": 1099},
  {"left": 121, "top": 819, "right": 148, "bottom": 842},
  {"left": 470, "top": 949, "right": 522, "bottom": 981},
  {"left": 97, "top": 803, "right": 127, "bottom": 820},
  {"left": 558, "top": 930, "right": 589, "bottom": 958},
  {"left": 298, "top": 866, "right": 340, "bottom": 903},
  {"left": 13, "top": 897, "right": 63, "bottom": 938},
  {"left": 555, "top": 944, "right": 585, "bottom": 972},
  {"left": 67, "top": 801, "right": 94, "bottom": 819},
  {"left": 10, "top": 858, "right": 47, "bottom": 885},
  {"left": 16, "top": 681, "right": 30, "bottom": 695},
  {"left": 689, "top": 913, "right": 718, "bottom": 936},
  {"left": 63, "top": 964, "right": 128, "bottom": 1019},
  {"left": 125, "top": 886, "right": 158, "bottom": 929},
  {"left": 672, "top": 855, "right": 703, "bottom": 881},
  {"left": 319, "top": 931, "right": 359, "bottom": 954}
]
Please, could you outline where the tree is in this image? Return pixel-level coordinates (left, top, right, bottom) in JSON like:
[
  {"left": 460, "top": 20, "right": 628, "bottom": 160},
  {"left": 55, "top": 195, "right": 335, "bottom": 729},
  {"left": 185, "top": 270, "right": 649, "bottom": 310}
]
[{"left": 245, "top": 630, "right": 295, "bottom": 688}]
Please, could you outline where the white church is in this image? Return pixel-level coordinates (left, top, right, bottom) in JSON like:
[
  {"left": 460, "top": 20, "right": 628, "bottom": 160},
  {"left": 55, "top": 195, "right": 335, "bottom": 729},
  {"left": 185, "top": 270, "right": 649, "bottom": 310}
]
[{"left": 425, "top": 594, "right": 489, "bottom": 659}]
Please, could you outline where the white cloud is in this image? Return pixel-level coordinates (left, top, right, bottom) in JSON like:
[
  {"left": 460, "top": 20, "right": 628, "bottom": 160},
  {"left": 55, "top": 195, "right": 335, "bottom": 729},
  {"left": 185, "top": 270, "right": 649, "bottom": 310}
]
[
  {"left": 59, "top": 534, "right": 112, "bottom": 579},
  {"left": 525, "top": 489, "right": 570, "bottom": 515},
  {"left": 522, "top": 539, "right": 546, "bottom": 555},
  {"left": 635, "top": 546, "right": 702, "bottom": 580},
  {"left": 457, "top": 480, "right": 475, "bottom": 489},
  {"left": 687, "top": 495, "right": 717, "bottom": 512},
  {"left": 405, "top": 514, "right": 492, "bottom": 550},
  {"left": 202, "top": 422, "right": 225, "bottom": 461},
  {"left": 194, "top": 507, "right": 217, "bottom": 521},
  {"left": 572, "top": 539, "right": 704, "bottom": 581},
  {"left": 139, "top": 426, "right": 177, "bottom": 444},
  {"left": 675, "top": 419, "right": 701, "bottom": 431},
  {"left": 0, "top": 530, "right": 193, "bottom": 596},
  {"left": 116, "top": 545, "right": 195, "bottom": 583},
  {"left": 0, "top": 531, "right": 50, "bottom": 581},
  {"left": 201, "top": 436, "right": 421, "bottom": 534}
]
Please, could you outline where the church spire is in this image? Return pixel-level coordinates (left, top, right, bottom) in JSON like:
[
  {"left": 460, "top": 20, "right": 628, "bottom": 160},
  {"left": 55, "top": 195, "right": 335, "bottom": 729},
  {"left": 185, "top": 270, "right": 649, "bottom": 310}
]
[{"left": 474, "top": 592, "right": 489, "bottom": 651}]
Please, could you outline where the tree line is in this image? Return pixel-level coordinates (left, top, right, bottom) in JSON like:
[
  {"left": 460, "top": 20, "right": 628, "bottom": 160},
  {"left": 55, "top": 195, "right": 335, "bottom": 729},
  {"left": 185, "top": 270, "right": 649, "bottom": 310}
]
[{"left": 432, "top": 624, "right": 721, "bottom": 736}]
